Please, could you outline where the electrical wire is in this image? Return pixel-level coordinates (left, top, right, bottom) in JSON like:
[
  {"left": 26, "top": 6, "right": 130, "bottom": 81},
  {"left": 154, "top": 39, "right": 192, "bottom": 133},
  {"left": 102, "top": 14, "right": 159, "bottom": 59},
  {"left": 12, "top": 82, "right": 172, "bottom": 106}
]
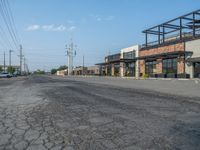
[
  {"left": 4, "top": 0, "right": 21, "bottom": 43},
  {"left": 0, "top": 0, "right": 19, "bottom": 49}
]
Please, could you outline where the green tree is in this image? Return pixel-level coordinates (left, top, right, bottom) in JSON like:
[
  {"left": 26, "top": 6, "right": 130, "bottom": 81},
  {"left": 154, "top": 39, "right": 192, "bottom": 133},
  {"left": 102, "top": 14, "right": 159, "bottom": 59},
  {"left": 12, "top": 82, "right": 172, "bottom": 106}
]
[
  {"left": 51, "top": 68, "right": 57, "bottom": 74},
  {"left": 7, "top": 66, "right": 16, "bottom": 74},
  {"left": 34, "top": 70, "right": 45, "bottom": 75},
  {"left": 57, "top": 65, "right": 68, "bottom": 71}
]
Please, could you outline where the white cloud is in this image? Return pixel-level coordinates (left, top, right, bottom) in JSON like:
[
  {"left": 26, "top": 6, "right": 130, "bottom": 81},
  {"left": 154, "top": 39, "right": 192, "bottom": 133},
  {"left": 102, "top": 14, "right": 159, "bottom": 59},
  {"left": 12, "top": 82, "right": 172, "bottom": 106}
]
[
  {"left": 89, "top": 14, "right": 115, "bottom": 22},
  {"left": 26, "top": 24, "right": 71, "bottom": 32},
  {"left": 42, "top": 24, "right": 54, "bottom": 31},
  {"left": 26, "top": 24, "right": 40, "bottom": 31},
  {"left": 55, "top": 25, "right": 67, "bottom": 31},
  {"left": 42, "top": 24, "right": 67, "bottom": 31},
  {"left": 68, "top": 26, "right": 76, "bottom": 32}
]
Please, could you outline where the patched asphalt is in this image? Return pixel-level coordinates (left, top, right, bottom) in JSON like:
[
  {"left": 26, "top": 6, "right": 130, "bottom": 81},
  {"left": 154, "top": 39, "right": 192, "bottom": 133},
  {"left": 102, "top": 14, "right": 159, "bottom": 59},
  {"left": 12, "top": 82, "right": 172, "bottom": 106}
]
[{"left": 0, "top": 75, "right": 200, "bottom": 150}]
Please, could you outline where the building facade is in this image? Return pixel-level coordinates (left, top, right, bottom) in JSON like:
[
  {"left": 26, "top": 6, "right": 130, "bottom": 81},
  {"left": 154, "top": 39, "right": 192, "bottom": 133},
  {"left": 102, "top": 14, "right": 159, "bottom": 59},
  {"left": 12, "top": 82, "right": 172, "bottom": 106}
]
[
  {"left": 87, "top": 66, "right": 100, "bottom": 76},
  {"left": 139, "top": 9, "right": 200, "bottom": 78},
  {"left": 120, "top": 45, "right": 140, "bottom": 77},
  {"left": 97, "top": 45, "right": 140, "bottom": 77},
  {"left": 0, "top": 65, "right": 20, "bottom": 73},
  {"left": 56, "top": 69, "right": 67, "bottom": 76},
  {"left": 185, "top": 39, "right": 200, "bottom": 78}
]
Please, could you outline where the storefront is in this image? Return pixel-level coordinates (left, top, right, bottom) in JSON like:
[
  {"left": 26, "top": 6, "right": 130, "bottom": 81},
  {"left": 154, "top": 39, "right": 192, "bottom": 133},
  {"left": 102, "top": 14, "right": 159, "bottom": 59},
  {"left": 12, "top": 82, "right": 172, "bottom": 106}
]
[
  {"left": 125, "top": 62, "right": 136, "bottom": 77},
  {"left": 120, "top": 45, "right": 140, "bottom": 77},
  {"left": 194, "top": 62, "right": 200, "bottom": 78},
  {"left": 140, "top": 9, "right": 200, "bottom": 78},
  {"left": 114, "top": 63, "right": 120, "bottom": 76},
  {"left": 186, "top": 57, "right": 200, "bottom": 78}
]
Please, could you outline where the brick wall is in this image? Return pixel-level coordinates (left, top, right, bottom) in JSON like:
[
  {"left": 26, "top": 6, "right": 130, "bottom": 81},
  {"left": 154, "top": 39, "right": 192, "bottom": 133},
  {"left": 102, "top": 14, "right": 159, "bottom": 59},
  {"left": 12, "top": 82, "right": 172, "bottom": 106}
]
[
  {"left": 139, "top": 60, "right": 145, "bottom": 75},
  {"left": 140, "top": 42, "right": 184, "bottom": 57},
  {"left": 139, "top": 42, "right": 185, "bottom": 76}
]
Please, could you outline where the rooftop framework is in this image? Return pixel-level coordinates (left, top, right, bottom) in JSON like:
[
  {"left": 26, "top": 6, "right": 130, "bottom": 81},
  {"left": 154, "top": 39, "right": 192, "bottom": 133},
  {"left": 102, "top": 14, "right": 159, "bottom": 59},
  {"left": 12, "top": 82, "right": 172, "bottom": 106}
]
[{"left": 142, "top": 9, "right": 200, "bottom": 48}]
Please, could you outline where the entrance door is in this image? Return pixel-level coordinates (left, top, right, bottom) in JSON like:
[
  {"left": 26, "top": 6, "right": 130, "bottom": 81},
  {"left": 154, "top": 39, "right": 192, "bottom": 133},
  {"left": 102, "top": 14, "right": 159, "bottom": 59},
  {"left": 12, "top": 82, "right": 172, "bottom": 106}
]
[
  {"left": 194, "top": 62, "right": 200, "bottom": 78},
  {"left": 125, "top": 62, "right": 135, "bottom": 77}
]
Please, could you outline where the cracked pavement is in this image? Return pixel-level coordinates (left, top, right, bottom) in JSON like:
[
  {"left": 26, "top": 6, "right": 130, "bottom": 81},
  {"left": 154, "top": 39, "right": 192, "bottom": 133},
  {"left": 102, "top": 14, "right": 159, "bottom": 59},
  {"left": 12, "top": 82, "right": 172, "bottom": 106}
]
[{"left": 0, "top": 75, "right": 200, "bottom": 150}]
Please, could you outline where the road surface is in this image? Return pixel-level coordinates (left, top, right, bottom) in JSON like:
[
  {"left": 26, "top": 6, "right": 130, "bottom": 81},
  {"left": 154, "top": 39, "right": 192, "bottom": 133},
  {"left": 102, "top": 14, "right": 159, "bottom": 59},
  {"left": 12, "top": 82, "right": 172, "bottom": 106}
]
[{"left": 0, "top": 75, "right": 200, "bottom": 150}]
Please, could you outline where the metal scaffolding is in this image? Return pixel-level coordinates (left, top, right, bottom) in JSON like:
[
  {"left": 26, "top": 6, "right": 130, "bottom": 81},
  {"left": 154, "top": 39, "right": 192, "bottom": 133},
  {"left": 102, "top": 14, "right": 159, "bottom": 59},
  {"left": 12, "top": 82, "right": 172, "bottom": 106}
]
[{"left": 142, "top": 9, "right": 200, "bottom": 48}]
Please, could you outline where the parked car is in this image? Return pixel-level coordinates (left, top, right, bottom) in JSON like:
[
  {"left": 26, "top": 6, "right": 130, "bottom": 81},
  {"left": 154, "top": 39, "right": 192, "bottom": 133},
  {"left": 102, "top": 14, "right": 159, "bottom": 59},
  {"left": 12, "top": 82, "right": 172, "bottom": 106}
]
[{"left": 0, "top": 73, "right": 13, "bottom": 78}]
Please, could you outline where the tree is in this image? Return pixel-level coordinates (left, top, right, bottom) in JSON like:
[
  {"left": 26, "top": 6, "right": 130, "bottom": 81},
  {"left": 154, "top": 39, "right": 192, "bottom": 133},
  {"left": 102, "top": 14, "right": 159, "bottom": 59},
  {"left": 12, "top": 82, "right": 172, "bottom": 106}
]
[
  {"left": 51, "top": 68, "right": 57, "bottom": 74},
  {"left": 57, "top": 65, "right": 68, "bottom": 71},
  {"left": 50, "top": 65, "right": 68, "bottom": 75},
  {"left": 33, "top": 70, "right": 45, "bottom": 75},
  {"left": 7, "top": 66, "right": 16, "bottom": 74}
]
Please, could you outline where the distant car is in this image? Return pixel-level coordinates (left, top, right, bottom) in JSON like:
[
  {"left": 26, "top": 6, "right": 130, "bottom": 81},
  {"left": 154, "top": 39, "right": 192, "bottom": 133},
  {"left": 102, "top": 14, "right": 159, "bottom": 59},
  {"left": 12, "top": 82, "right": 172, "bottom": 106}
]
[{"left": 0, "top": 73, "right": 12, "bottom": 78}]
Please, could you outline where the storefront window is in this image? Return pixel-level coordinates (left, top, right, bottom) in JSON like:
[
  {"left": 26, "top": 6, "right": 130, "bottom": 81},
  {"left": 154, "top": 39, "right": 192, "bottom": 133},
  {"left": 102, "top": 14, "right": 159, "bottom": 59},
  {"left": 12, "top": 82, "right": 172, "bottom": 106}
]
[
  {"left": 125, "top": 62, "right": 135, "bottom": 76},
  {"left": 194, "top": 62, "right": 200, "bottom": 78},
  {"left": 107, "top": 65, "right": 111, "bottom": 76},
  {"left": 123, "top": 51, "right": 136, "bottom": 59},
  {"left": 162, "top": 58, "right": 177, "bottom": 74},
  {"left": 114, "top": 63, "right": 120, "bottom": 76},
  {"left": 145, "top": 61, "right": 157, "bottom": 74},
  {"left": 108, "top": 54, "right": 120, "bottom": 62}
]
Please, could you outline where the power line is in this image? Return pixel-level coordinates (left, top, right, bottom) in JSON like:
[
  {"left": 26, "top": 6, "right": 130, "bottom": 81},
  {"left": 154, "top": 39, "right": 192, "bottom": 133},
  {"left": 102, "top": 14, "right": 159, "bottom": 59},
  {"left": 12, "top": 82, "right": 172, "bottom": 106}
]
[
  {"left": 1, "top": 0, "right": 20, "bottom": 44},
  {"left": 0, "top": 0, "right": 19, "bottom": 49},
  {"left": 5, "top": 0, "right": 21, "bottom": 43},
  {"left": 0, "top": 25, "right": 15, "bottom": 50}
]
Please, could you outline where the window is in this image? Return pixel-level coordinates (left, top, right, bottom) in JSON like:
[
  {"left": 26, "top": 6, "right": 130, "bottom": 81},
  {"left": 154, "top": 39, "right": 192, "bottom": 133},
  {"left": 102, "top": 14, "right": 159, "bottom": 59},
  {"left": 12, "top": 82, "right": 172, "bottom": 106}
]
[
  {"left": 145, "top": 61, "right": 157, "bottom": 74},
  {"left": 123, "top": 51, "right": 136, "bottom": 59},
  {"left": 162, "top": 58, "right": 177, "bottom": 74},
  {"left": 125, "top": 62, "right": 135, "bottom": 76},
  {"left": 114, "top": 63, "right": 120, "bottom": 76},
  {"left": 194, "top": 62, "right": 200, "bottom": 78},
  {"left": 108, "top": 54, "right": 120, "bottom": 62},
  {"left": 107, "top": 65, "right": 112, "bottom": 76}
]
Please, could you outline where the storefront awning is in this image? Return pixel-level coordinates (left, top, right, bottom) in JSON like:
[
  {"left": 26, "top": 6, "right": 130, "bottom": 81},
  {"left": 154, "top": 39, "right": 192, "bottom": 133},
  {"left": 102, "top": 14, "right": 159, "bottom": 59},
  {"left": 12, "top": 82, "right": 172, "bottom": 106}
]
[
  {"left": 95, "top": 58, "right": 138, "bottom": 66},
  {"left": 138, "top": 51, "right": 193, "bottom": 60},
  {"left": 186, "top": 57, "right": 200, "bottom": 63}
]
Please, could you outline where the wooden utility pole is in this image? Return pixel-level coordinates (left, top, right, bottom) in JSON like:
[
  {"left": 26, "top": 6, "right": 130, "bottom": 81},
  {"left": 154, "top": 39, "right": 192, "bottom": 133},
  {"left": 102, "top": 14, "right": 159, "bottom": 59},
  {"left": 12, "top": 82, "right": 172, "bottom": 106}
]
[{"left": 9, "top": 50, "right": 14, "bottom": 67}]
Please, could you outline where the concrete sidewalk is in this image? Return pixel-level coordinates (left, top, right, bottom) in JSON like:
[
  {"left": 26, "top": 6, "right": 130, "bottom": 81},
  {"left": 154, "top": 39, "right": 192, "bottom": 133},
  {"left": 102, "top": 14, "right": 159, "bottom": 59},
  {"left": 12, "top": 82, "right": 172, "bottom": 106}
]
[{"left": 52, "top": 75, "right": 200, "bottom": 98}]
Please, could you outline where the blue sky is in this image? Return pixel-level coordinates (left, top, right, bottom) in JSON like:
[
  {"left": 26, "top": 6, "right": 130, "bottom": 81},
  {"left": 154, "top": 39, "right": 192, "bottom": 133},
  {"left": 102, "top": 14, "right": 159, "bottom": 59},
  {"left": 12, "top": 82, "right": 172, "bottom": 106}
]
[{"left": 0, "top": 0, "right": 200, "bottom": 71}]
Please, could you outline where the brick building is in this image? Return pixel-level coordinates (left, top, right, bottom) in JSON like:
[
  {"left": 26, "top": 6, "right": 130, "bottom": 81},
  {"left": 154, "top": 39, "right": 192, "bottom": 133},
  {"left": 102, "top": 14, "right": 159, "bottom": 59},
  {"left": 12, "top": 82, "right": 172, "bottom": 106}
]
[
  {"left": 97, "top": 45, "right": 140, "bottom": 77},
  {"left": 139, "top": 9, "right": 200, "bottom": 78},
  {"left": 96, "top": 9, "right": 200, "bottom": 78},
  {"left": 87, "top": 66, "right": 100, "bottom": 76}
]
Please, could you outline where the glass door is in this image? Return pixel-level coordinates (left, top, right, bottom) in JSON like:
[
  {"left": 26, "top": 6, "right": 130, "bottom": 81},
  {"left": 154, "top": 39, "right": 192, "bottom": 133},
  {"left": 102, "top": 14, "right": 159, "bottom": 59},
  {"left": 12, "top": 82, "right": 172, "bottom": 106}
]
[{"left": 194, "top": 62, "right": 200, "bottom": 78}]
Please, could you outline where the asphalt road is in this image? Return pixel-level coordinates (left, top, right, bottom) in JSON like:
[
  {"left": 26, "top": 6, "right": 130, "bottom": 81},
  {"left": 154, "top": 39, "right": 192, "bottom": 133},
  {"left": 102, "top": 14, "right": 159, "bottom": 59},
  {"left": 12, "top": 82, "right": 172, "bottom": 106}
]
[{"left": 0, "top": 75, "right": 200, "bottom": 150}]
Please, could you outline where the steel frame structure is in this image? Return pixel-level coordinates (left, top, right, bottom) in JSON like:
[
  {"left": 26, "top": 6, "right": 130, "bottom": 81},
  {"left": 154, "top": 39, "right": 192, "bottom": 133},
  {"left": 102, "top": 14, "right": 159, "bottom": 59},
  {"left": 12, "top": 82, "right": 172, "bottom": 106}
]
[{"left": 142, "top": 9, "right": 200, "bottom": 48}]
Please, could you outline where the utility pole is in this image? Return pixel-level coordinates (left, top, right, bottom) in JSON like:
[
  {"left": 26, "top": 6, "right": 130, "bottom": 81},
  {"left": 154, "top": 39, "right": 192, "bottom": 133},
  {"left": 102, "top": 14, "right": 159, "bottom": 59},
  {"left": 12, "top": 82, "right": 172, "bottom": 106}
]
[
  {"left": 19, "top": 45, "right": 23, "bottom": 75},
  {"left": 26, "top": 64, "right": 29, "bottom": 74},
  {"left": 23, "top": 57, "right": 26, "bottom": 75},
  {"left": 82, "top": 55, "right": 84, "bottom": 75},
  {"left": 9, "top": 50, "right": 14, "bottom": 67},
  {"left": 3, "top": 51, "right": 6, "bottom": 73},
  {"left": 66, "top": 39, "right": 76, "bottom": 76}
]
